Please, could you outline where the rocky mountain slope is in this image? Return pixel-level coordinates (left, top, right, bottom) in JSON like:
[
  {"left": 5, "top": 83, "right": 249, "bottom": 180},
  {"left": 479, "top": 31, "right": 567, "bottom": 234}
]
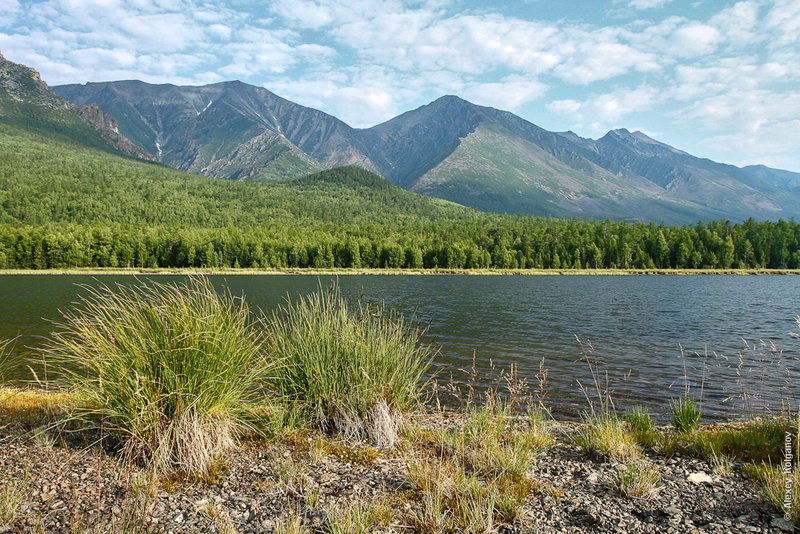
[
  {"left": 743, "top": 165, "right": 800, "bottom": 195},
  {"left": 52, "top": 80, "right": 380, "bottom": 181},
  {"left": 49, "top": 75, "right": 800, "bottom": 224},
  {"left": 0, "top": 51, "right": 150, "bottom": 160},
  {"left": 562, "top": 128, "right": 797, "bottom": 221}
]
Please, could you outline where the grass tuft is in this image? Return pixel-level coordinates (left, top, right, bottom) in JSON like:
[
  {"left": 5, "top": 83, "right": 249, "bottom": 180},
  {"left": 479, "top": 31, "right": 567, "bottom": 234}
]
[
  {"left": 659, "top": 417, "right": 794, "bottom": 464},
  {"left": 402, "top": 402, "right": 553, "bottom": 532},
  {"left": 744, "top": 462, "right": 800, "bottom": 526},
  {"left": 268, "top": 282, "right": 431, "bottom": 447},
  {"left": 431, "top": 401, "right": 552, "bottom": 479},
  {"left": 46, "top": 276, "right": 271, "bottom": 480},
  {"left": 609, "top": 460, "right": 662, "bottom": 499},
  {"left": 671, "top": 396, "right": 701, "bottom": 433},
  {"left": 0, "top": 471, "right": 27, "bottom": 525},
  {"left": 625, "top": 406, "right": 653, "bottom": 434},
  {"left": 573, "top": 412, "right": 640, "bottom": 462},
  {"left": 326, "top": 497, "right": 393, "bottom": 534},
  {"left": 275, "top": 509, "right": 313, "bottom": 534}
]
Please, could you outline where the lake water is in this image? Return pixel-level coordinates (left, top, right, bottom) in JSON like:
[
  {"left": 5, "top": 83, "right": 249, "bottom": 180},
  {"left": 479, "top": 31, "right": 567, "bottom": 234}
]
[{"left": 1, "top": 274, "right": 798, "bottom": 420}]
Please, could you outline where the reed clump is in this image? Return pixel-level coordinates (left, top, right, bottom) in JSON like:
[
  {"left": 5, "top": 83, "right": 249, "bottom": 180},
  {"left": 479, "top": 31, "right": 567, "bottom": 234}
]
[
  {"left": 268, "top": 283, "right": 431, "bottom": 447},
  {"left": 47, "top": 277, "right": 271, "bottom": 480},
  {"left": 671, "top": 396, "right": 701, "bottom": 433}
]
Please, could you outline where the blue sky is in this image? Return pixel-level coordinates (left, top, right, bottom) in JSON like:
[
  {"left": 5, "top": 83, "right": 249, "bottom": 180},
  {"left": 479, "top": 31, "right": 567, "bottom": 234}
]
[{"left": 1, "top": 0, "right": 799, "bottom": 171}]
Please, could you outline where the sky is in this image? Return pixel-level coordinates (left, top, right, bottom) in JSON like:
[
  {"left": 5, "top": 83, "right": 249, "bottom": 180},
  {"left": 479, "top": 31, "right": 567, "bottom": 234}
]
[{"left": 1, "top": 0, "right": 799, "bottom": 172}]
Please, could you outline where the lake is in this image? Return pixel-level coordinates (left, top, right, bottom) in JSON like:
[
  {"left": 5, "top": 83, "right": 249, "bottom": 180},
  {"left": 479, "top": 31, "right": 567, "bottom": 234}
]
[{"left": 1, "top": 274, "right": 798, "bottom": 420}]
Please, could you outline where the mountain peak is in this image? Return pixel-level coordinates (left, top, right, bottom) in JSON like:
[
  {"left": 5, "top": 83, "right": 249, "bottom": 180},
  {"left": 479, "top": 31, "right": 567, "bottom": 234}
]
[
  {"left": 433, "top": 94, "right": 468, "bottom": 104},
  {"left": 426, "top": 94, "right": 480, "bottom": 113}
]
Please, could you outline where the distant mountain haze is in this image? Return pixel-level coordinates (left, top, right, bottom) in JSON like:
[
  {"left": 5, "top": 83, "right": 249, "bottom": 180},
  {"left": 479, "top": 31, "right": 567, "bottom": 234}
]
[{"left": 39, "top": 74, "right": 800, "bottom": 224}]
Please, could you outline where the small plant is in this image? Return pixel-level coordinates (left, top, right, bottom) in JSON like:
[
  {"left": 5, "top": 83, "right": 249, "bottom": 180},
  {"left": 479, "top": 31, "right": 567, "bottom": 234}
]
[
  {"left": 671, "top": 396, "right": 701, "bottom": 433},
  {"left": 624, "top": 405, "right": 660, "bottom": 447},
  {"left": 431, "top": 399, "right": 552, "bottom": 480},
  {"left": 744, "top": 462, "right": 800, "bottom": 526},
  {"left": 573, "top": 412, "right": 640, "bottom": 462},
  {"left": 625, "top": 406, "right": 653, "bottom": 434},
  {"left": 404, "top": 405, "right": 547, "bottom": 534},
  {"left": 269, "top": 282, "right": 431, "bottom": 447},
  {"left": 573, "top": 339, "right": 640, "bottom": 461},
  {"left": 322, "top": 440, "right": 379, "bottom": 466},
  {"left": 197, "top": 500, "right": 236, "bottom": 534},
  {"left": 406, "top": 456, "right": 496, "bottom": 534},
  {"left": 0, "top": 472, "right": 27, "bottom": 525},
  {"left": 120, "top": 470, "right": 159, "bottom": 533},
  {"left": 304, "top": 485, "right": 321, "bottom": 509},
  {"left": 273, "top": 455, "right": 308, "bottom": 495},
  {"left": 275, "top": 509, "right": 313, "bottom": 534},
  {"left": 710, "top": 450, "right": 734, "bottom": 476},
  {"left": 609, "top": 460, "right": 661, "bottom": 499},
  {"left": 658, "top": 417, "right": 795, "bottom": 464},
  {"left": 47, "top": 277, "right": 272, "bottom": 480},
  {"left": 326, "top": 498, "right": 393, "bottom": 534}
]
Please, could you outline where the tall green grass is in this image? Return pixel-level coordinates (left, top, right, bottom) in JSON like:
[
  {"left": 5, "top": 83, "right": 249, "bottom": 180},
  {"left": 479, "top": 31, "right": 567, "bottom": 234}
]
[
  {"left": 0, "top": 337, "right": 19, "bottom": 383},
  {"left": 671, "top": 396, "right": 701, "bottom": 433},
  {"left": 47, "top": 277, "right": 271, "bottom": 479},
  {"left": 268, "top": 283, "right": 431, "bottom": 446}
]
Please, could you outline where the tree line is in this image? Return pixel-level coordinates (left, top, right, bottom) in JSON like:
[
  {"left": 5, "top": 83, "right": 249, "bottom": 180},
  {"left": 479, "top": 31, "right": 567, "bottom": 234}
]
[{"left": 1, "top": 217, "right": 798, "bottom": 270}]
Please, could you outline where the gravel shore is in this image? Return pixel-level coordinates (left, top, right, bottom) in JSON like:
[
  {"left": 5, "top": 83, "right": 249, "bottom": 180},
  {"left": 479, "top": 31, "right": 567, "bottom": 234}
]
[{"left": 0, "top": 418, "right": 792, "bottom": 534}]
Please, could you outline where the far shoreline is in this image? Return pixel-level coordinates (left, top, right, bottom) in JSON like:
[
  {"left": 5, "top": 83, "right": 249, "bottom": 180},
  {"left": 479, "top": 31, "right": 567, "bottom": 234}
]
[{"left": 0, "top": 267, "right": 799, "bottom": 276}]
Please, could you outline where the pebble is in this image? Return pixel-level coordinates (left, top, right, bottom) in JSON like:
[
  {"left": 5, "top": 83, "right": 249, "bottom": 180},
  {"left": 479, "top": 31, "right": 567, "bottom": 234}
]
[
  {"left": 771, "top": 516, "right": 797, "bottom": 532},
  {"left": 687, "top": 471, "right": 714, "bottom": 485}
]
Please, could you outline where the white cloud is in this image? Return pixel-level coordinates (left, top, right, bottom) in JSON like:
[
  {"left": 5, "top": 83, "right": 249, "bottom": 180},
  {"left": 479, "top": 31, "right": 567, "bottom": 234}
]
[
  {"left": 625, "top": 0, "right": 673, "bottom": 9},
  {"left": 676, "top": 90, "right": 800, "bottom": 134},
  {"left": 267, "top": 78, "right": 403, "bottom": 127},
  {"left": 548, "top": 85, "right": 660, "bottom": 124},
  {"left": 270, "top": 0, "right": 335, "bottom": 29},
  {"left": 670, "top": 57, "right": 791, "bottom": 102},
  {"left": 709, "top": 1, "right": 761, "bottom": 47},
  {"left": 553, "top": 37, "right": 659, "bottom": 84},
  {"left": 702, "top": 118, "right": 800, "bottom": 169},
  {"left": 764, "top": 0, "right": 800, "bottom": 47},
  {"left": 0, "top": 0, "right": 20, "bottom": 21},
  {"left": 207, "top": 24, "right": 232, "bottom": 41},
  {"left": 669, "top": 23, "right": 723, "bottom": 57},
  {"left": 461, "top": 76, "right": 548, "bottom": 111}
]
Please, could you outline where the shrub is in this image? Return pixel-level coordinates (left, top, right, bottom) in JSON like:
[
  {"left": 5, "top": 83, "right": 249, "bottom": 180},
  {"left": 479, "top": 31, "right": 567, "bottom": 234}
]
[
  {"left": 268, "top": 283, "right": 431, "bottom": 446},
  {"left": 48, "top": 277, "right": 271, "bottom": 479}
]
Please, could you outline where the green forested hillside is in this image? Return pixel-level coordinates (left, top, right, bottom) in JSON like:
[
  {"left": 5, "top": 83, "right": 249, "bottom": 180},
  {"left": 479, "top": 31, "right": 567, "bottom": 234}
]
[
  {"left": 0, "top": 122, "right": 469, "bottom": 228},
  {"left": 1, "top": 119, "right": 800, "bottom": 270}
]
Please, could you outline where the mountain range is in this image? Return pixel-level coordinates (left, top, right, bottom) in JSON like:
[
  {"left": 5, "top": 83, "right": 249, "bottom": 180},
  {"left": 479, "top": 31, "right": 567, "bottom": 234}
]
[{"left": 5, "top": 52, "right": 799, "bottom": 225}]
